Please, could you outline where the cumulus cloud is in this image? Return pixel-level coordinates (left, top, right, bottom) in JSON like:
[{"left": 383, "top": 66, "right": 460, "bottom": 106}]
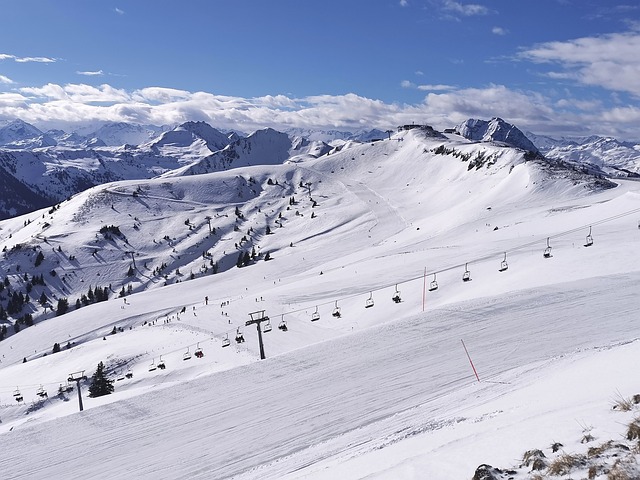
[
  {"left": 0, "top": 81, "right": 638, "bottom": 140},
  {"left": 520, "top": 31, "right": 640, "bottom": 97},
  {"left": 77, "top": 70, "right": 104, "bottom": 76},
  {"left": 400, "top": 0, "right": 408, "bottom": 6},
  {"left": 492, "top": 26, "right": 508, "bottom": 35},
  {"left": 115, "top": 7, "right": 124, "bottom": 15},
  {"left": 0, "top": 74, "right": 14, "bottom": 84}
]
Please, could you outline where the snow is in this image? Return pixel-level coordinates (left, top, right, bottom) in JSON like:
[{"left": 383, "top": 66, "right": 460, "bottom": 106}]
[{"left": 1, "top": 128, "right": 639, "bottom": 479}]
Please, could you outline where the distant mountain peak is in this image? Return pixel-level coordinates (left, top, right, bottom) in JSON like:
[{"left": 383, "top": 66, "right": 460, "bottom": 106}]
[{"left": 455, "top": 117, "right": 539, "bottom": 154}]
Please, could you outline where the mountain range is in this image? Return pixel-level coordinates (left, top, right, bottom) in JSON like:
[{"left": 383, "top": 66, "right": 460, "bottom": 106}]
[{"left": 0, "top": 117, "right": 638, "bottom": 221}]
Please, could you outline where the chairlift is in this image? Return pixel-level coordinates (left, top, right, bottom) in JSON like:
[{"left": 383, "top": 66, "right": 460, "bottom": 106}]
[
  {"left": 278, "top": 316, "right": 288, "bottom": 331},
  {"left": 149, "top": 358, "right": 157, "bottom": 371},
  {"left": 262, "top": 319, "right": 272, "bottom": 333},
  {"left": 157, "top": 355, "right": 166, "bottom": 369},
  {"left": 125, "top": 368, "right": 134, "bottom": 379},
  {"left": 543, "top": 237, "right": 552, "bottom": 258},
  {"left": 462, "top": 263, "right": 471, "bottom": 282},
  {"left": 332, "top": 301, "right": 341, "bottom": 318},
  {"left": 183, "top": 348, "right": 192, "bottom": 361},
  {"left": 194, "top": 343, "right": 204, "bottom": 358},
  {"left": 498, "top": 252, "right": 508, "bottom": 272},
  {"left": 392, "top": 285, "right": 401, "bottom": 303},
  {"left": 13, "top": 388, "right": 23, "bottom": 402},
  {"left": 235, "top": 327, "right": 245, "bottom": 344},
  {"left": 365, "top": 292, "right": 374, "bottom": 309},
  {"left": 428, "top": 274, "right": 438, "bottom": 292},
  {"left": 311, "top": 306, "right": 320, "bottom": 322},
  {"left": 222, "top": 333, "right": 231, "bottom": 347},
  {"left": 584, "top": 226, "right": 593, "bottom": 247},
  {"left": 117, "top": 370, "right": 126, "bottom": 381},
  {"left": 36, "top": 385, "right": 48, "bottom": 398}
]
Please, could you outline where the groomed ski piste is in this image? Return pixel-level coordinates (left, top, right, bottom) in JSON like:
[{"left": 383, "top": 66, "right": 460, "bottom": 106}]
[{"left": 0, "top": 128, "right": 639, "bottom": 479}]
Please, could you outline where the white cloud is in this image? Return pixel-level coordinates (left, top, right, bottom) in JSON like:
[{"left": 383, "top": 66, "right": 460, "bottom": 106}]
[
  {"left": 417, "top": 84, "right": 456, "bottom": 91},
  {"left": 400, "top": 0, "right": 408, "bottom": 6},
  {"left": 442, "top": 0, "right": 488, "bottom": 16},
  {"left": 77, "top": 70, "right": 104, "bottom": 76},
  {"left": 402, "top": 80, "right": 456, "bottom": 91},
  {"left": 0, "top": 53, "right": 56, "bottom": 63},
  {"left": 492, "top": 26, "right": 508, "bottom": 35},
  {"left": 2, "top": 81, "right": 639, "bottom": 141},
  {"left": 414, "top": 70, "right": 424, "bottom": 76},
  {"left": 0, "top": 74, "right": 14, "bottom": 84},
  {"left": 115, "top": 7, "right": 125, "bottom": 15},
  {"left": 0, "top": 92, "right": 28, "bottom": 106},
  {"left": 520, "top": 31, "right": 640, "bottom": 97},
  {"left": 15, "top": 56, "right": 56, "bottom": 63}
]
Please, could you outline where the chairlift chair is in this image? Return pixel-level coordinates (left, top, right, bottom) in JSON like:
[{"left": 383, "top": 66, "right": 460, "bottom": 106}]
[
  {"left": 36, "top": 385, "right": 48, "bottom": 398},
  {"left": 332, "top": 301, "right": 341, "bottom": 318},
  {"left": 235, "top": 327, "right": 245, "bottom": 343},
  {"left": 584, "top": 226, "right": 593, "bottom": 247},
  {"left": 311, "top": 306, "right": 320, "bottom": 322},
  {"left": 13, "top": 388, "right": 23, "bottom": 402},
  {"left": 543, "top": 237, "right": 552, "bottom": 258},
  {"left": 149, "top": 359, "right": 157, "bottom": 371},
  {"left": 183, "top": 348, "right": 192, "bottom": 361},
  {"left": 278, "top": 316, "right": 288, "bottom": 331},
  {"left": 222, "top": 333, "right": 231, "bottom": 347},
  {"left": 117, "top": 370, "right": 126, "bottom": 381},
  {"left": 157, "top": 355, "right": 166, "bottom": 369},
  {"left": 392, "top": 285, "right": 402, "bottom": 303},
  {"left": 428, "top": 274, "right": 438, "bottom": 292},
  {"left": 462, "top": 263, "right": 471, "bottom": 282},
  {"left": 365, "top": 292, "right": 374, "bottom": 308},
  {"left": 262, "top": 319, "right": 272, "bottom": 333},
  {"left": 194, "top": 343, "right": 204, "bottom": 358},
  {"left": 498, "top": 252, "right": 508, "bottom": 272},
  {"left": 125, "top": 368, "right": 134, "bottom": 379}
]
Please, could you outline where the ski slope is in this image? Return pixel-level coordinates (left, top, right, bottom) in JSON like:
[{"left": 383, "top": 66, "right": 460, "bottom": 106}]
[{"left": 1, "top": 129, "right": 639, "bottom": 479}]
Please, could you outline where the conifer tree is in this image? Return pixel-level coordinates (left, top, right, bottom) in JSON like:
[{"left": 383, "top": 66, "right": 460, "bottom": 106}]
[{"left": 88, "top": 361, "right": 114, "bottom": 397}]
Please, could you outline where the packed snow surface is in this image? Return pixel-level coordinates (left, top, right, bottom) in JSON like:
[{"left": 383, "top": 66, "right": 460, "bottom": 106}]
[{"left": 0, "top": 129, "right": 639, "bottom": 479}]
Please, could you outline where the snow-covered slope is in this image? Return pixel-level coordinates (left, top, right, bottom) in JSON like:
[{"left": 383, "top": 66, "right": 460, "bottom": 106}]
[{"left": 0, "top": 127, "right": 639, "bottom": 480}]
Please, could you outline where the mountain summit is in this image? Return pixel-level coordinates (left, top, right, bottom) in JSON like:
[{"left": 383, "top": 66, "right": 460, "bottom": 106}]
[{"left": 455, "top": 117, "right": 540, "bottom": 154}]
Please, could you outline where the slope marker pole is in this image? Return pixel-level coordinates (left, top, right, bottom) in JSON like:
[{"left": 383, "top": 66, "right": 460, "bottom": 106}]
[{"left": 461, "top": 339, "right": 480, "bottom": 382}]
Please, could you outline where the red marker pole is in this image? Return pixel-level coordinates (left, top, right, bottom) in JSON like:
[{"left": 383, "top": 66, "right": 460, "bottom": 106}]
[{"left": 461, "top": 339, "right": 480, "bottom": 382}]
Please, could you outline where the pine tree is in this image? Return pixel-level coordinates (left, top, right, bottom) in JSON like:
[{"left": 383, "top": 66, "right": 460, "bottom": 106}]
[
  {"left": 56, "top": 298, "right": 69, "bottom": 316},
  {"left": 88, "top": 361, "right": 114, "bottom": 397}
]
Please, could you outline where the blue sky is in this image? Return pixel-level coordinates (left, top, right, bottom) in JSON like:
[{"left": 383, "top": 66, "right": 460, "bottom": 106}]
[{"left": 0, "top": 0, "right": 639, "bottom": 139}]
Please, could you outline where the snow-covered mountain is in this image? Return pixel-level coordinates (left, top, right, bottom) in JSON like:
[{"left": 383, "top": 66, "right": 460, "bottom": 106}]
[
  {"left": 166, "top": 127, "right": 302, "bottom": 177},
  {"left": 84, "top": 121, "right": 166, "bottom": 147},
  {"left": 455, "top": 117, "right": 540, "bottom": 154},
  {"left": 528, "top": 132, "right": 640, "bottom": 177},
  {"left": 0, "top": 122, "right": 237, "bottom": 219},
  {"left": 0, "top": 119, "right": 44, "bottom": 145},
  {"left": 0, "top": 125, "right": 639, "bottom": 479}
]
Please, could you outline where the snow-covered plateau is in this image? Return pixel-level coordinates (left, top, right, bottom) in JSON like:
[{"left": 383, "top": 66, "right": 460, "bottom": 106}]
[{"left": 0, "top": 125, "right": 639, "bottom": 479}]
